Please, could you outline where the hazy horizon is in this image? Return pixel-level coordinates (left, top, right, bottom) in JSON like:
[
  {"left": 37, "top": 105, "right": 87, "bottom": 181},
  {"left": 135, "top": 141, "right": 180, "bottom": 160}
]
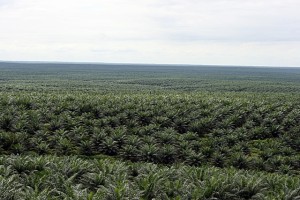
[
  {"left": 1, "top": 0, "right": 300, "bottom": 67},
  {"left": 2, "top": 60, "right": 300, "bottom": 69}
]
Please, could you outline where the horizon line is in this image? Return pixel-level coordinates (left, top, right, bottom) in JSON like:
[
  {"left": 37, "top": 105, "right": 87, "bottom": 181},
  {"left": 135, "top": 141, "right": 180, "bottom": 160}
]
[{"left": 1, "top": 60, "right": 299, "bottom": 69}]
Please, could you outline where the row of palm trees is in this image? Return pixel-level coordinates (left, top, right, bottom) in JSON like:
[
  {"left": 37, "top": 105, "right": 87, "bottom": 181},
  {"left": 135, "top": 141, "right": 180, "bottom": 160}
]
[
  {"left": 1, "top": 92, "right": 300, "bottom": 174},
  {"left": 1, "top": 155, "right": 300, "bottom": 199},
  {"left": 1, "top": 127, "right": 300, "bottom": 174}
]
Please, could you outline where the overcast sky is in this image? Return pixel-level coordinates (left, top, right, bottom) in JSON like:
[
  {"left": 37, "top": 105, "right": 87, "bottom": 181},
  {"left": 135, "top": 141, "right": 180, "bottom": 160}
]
[{"left": 0, "top": 0, "right": 300, "bottom": 66}]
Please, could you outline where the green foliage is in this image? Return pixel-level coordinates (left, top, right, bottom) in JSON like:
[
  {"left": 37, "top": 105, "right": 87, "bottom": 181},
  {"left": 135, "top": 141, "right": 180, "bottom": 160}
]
[
  {"left": 0, "top": 92, "right": 300, "bottom": 174},
  {"left": 0, "top": 155, "right": 299, "bottom": 199},
  {"left": 1, "top": 62, "right": 300, "bottom": 198}
]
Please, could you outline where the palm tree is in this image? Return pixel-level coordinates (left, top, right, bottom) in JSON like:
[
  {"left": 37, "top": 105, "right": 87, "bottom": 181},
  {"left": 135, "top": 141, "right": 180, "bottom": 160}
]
[
  {"left": 185, "top": 151, "right": 204, "bottom": 166},
  {"left": 230, "top": 153, "right": 249, "bottom": 169},
  {"left": 137, "top": 173, "right": 164, "bottom": 199},
  {"left": 100, "top": 138, "right": 119, "bottom": 156},
  {"left": 121, "top": 145, "right": 139, "bottom": 161},
  {"left": 140, "top": 144, "right": 159, "bottom": 163},
  {"left": 0, "top": 114, "right": 14, "bottom": 132},
  {"left": 111, "top": 127, "right": 127, "bottom": 147},
  {"left": 0, "top": 131, "right": 17, "bottom": 151},
  {"left": 80, "top": 172, "right": 106, "bottom": 191},
  {"left": 79, "top": 139, "right": 94, "bottom": 156},
  {"left": 57, "top": 137, "right": 77, "bottom": 155},
  {"left": 158, "top": 145, "right": 177, "bottom": 164},
  {"left": 155, "top": 129, "right": 177, "bottom": 145}
]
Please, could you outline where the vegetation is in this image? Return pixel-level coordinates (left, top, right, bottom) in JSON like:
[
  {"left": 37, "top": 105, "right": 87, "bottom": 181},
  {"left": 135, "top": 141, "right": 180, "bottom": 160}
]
[
  {"left": 1, "top": 155, "right": 300, "bottom": 199},
  {"left": 1, "top": 62, "right": 300, "bottom": 93},
  {"left": 1, "top": 62, "right": 300, "bottom": 199}
]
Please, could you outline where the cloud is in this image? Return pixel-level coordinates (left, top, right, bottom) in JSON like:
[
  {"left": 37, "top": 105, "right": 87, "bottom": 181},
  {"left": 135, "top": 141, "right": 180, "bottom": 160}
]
[
  {"left": 151, "top": 0, "right": 300, "bottom": 42},
  {"left": 0, "top": 0, "right": 299, "bottom": 66},
  {"left": 0, "top": 0, "right": 15, "bottom": 7}
]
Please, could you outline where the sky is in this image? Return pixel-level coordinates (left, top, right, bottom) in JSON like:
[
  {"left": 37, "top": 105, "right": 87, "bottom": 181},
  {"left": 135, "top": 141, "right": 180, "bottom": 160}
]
[{"left": 0, "top": 0, "right": 300, "bottom": 67}]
